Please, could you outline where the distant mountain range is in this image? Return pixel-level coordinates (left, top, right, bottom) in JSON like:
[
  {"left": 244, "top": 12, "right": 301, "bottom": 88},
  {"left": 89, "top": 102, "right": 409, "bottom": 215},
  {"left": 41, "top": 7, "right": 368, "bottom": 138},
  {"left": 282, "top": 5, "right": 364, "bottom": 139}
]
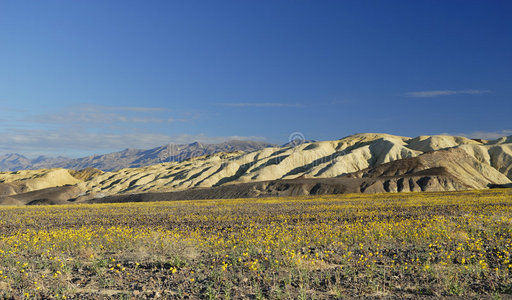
[{"left": 0, "top": 140, "right": 276, "bottom": 172}]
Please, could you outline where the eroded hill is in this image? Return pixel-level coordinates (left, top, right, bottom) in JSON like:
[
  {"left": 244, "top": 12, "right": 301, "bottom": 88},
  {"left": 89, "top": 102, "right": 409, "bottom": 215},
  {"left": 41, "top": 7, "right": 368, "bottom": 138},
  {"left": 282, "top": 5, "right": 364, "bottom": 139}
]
[{"left": 1, "top": 133, "right": 512, "bottom": 204}]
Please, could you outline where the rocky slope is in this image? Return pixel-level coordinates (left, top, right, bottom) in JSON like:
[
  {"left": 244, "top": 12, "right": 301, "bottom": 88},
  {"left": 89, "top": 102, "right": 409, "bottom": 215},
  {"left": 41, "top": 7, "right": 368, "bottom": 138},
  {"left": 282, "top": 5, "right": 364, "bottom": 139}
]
[
  {"left": 346, "top": 147, "right": 510, "bottom": 192},
  {"left": 75, "top": 133, "right": 511, "bottom": 199},
  {"left": 85, "top": 146, "right": 511, "bottom": 203},
  {"left": 1, "top": 133, "right": 511, "bottom": 205}
]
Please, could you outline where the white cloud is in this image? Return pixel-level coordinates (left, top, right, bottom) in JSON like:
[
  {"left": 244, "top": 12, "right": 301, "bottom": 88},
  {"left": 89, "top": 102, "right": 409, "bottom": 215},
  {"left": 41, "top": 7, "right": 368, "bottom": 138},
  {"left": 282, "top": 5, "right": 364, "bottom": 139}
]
[
  {"left": 0, "top": 103, "right": 273, "bottom": 157},
  {"left": 443, "top": 129, "right": 512, "bottom": 140},
  {"left": 100, "top": 106, "right": 169, "bottom": 112},
  {"left": 404, "top": 89, "right": 491, "bottom": 98},
  {"left": 0, "top": 104, "right": 245, "bottom": 157},
  {"left": 167, "top": 134, "right": 267, "bottom": 144},
  {"left": 33, "top": 104, "right": 180, "bottom": 124},
  {"left": 0, "top": 128, "right": 267, "bottom": 157},
  {"left": 219, "top": 102, "right": 304, "bottom": 108}
]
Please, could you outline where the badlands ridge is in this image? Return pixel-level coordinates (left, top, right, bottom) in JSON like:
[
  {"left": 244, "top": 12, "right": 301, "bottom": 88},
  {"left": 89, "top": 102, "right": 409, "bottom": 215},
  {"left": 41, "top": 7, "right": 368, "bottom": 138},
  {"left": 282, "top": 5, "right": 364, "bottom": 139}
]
[{"left": 1, "top": 133, "right": 512, "bottom": 205}]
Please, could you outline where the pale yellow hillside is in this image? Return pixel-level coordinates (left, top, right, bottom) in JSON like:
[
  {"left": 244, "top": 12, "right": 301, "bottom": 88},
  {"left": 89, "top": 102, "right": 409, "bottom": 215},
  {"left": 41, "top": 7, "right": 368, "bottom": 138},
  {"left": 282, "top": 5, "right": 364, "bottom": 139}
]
[
  {"left": 76, "top": 133, "right": 512, "bottom": 199},
  {"left": 0, "top": 169, "right": 82, "bottom": 195},
  {"left": 406, "top": 135, "right": 482, "bottom": 152},
  {"left": 2, "top": 133, "right": 511, "bottom": 201}
]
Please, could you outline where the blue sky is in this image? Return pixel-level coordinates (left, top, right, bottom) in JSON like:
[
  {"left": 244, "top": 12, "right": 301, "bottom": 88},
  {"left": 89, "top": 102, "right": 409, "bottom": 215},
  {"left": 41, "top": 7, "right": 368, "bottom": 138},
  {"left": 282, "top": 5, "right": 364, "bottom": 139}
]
[{"left": 1, "top": 1, "right": 511, "bottom": 157}]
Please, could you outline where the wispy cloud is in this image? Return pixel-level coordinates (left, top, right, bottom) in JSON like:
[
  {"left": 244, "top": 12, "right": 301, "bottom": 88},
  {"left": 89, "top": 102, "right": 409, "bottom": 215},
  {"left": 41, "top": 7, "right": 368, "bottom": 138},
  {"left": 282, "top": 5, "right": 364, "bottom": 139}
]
[
  {"left": 443, "top": 129, "right": 512, "bottom": 140},
  {"left": 219, "top": 102, "right": 305, "bottom": 108},
  {"left": 164, "top": 134, "right": 267, "bottom": 144},
  {"left": 0, "top": 128, "right": 267, "bottom": 157},
  {"left": 33, "top": 104, "right": 184, "bottom": 125},
  {"left": 81, "top": 105, "right": 170, "bottom": 113},
  {"left": 0, "top": 104, "right": 204, "bottom": 156},
  {"left": 404, "top": 89, "right": 492, "bottom": 98}
]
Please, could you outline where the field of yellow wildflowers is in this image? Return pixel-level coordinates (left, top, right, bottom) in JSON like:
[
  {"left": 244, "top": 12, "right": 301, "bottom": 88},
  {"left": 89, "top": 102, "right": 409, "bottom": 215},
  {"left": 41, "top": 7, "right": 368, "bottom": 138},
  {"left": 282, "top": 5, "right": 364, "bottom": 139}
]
[{"left": 1, "top": 189, "right": 512, "bottom": 298}]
